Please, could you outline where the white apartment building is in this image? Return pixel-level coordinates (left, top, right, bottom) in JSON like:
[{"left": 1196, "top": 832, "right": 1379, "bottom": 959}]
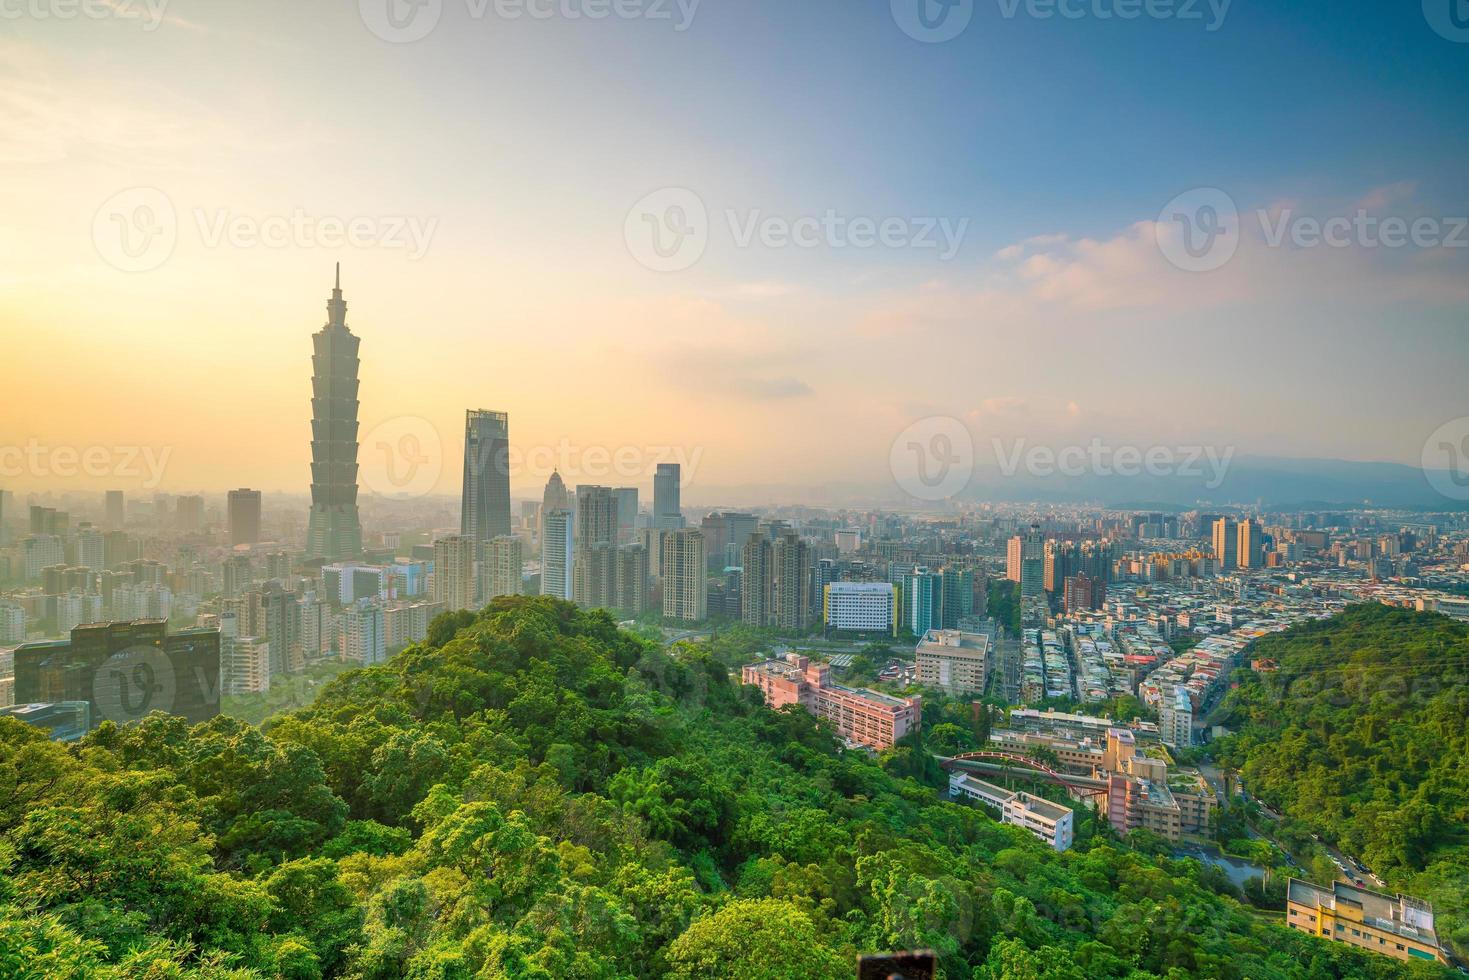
[{"left": 824, "top": 582, "right": 896, "bottom": 634}]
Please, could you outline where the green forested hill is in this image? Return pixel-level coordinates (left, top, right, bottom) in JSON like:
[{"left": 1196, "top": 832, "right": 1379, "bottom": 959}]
[
  {"left": 0, "top": 598, "right": 1452, "bottom": 978},
  {"left": 1212, "top": 603, "right": 1469, "bottom": 957}
]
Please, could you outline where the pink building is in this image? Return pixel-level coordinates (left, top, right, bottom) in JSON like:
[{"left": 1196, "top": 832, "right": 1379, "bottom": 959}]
[{"left": 741, "top": 654, "right": 921, "bottom": 750}]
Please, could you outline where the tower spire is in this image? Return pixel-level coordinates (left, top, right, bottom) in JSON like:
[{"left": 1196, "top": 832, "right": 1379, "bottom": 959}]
[{"left": 326, "top": 263, "right": 348, "bottom": 329}]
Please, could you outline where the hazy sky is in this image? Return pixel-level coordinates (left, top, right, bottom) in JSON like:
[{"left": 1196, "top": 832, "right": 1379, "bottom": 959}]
[{"left": 2, "top": 0, "right": 1467, "bottom": 500}]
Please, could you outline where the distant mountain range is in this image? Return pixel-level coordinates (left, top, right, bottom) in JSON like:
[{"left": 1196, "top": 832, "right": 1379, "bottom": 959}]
[{"left": 684, "top": 456, "right": 1465, "bottom": 511}]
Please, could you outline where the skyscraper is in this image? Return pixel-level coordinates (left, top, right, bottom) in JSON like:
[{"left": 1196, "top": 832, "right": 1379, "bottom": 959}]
[
  {"left": 1019, "top": 527, "right": 1045, "bottom": 600},
  {"left": 461, "top": 410, "right": 511, "bottom": 544},
  {"left": 1213, "top": 517, "right": 1239, "bottom": 571},
  {"left": 306, "top": 265, "right": 364, "bottom": 562},
  {"left": 540, "top": 471, "right": 570, "bottom": 555},
  {"left": 653, "top": 463, "right": 684, "bottom": 529},
  {"left": 772, "top": 531, "right": 811, "bottom": 631},
  {"left": 1237, "top": 518, "right": 1263, "bottom": 570},
  {"left": 573, "top": 484, "right": 619, "bottom": 607},
  {"left": 613, "top": 488, "right": 639, "bottom": 543},
  {"left": 741, "top": 532, "right": 773, "bottom": 627},
  {"left": 228, "top": 488, "right": 262, "bottom": 546},
  {"left": 542, "top": 509, "right": 574, "bottom": 600},
  {"left": 484, "top": 535, "right": 524, "bottom": 600},
  {"left": 104, "top": 490, "right": 124, "bottom": 531},
  {"left": 661, "top": 528, "right": 706, "bottom": 622}
]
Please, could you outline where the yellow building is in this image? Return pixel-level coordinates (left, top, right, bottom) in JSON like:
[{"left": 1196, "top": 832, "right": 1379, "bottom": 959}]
[{"left": 1286, "top": 879, "right": 1446, "bottom": 965}]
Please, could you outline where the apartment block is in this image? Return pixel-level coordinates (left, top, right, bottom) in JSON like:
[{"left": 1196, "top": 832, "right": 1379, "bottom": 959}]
[
  {"left": 948, "top": 772, "right": 1074, "bottom": 851},
  {"left": 915, "top": 628, "right": 988, "bottom": 695},
  {"left": 741, "top": 653, "right": 920, "bottom": 750}
]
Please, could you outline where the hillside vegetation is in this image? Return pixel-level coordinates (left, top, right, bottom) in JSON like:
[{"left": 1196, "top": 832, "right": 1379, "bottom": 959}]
[
  {"left": 0, "top": 597, "right": 1452, "bottom": 978},
  {"left": 1213, "top": 604, "right": 1469, "bottom": 957}
]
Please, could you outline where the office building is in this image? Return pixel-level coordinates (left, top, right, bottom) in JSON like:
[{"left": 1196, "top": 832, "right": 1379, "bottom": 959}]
[
  {"left": 227, "top": 489, "right": 262, "bottom": 546},
  {"left": 1237, "top": 518, "right": 1263, "bottom": 570},
  {"left": 573, "top": 486, "right": 619, "bottom": 608},
  {"left": 1019, "top": 528, "right": 1045, "bottom": 600},
  {"left": 948, "top": 773, "right": 1074, "bottom": 851},
  {"left": 1285, "top": 879, "right": 1445, "bottom": 965},
  {"left": 1212, "top": 517, "right": 1239, "bottom": 572},
  {"left": 824, "top": 582, "right": 897, "bottom": 635},
  {"left": 615, "top": 544, "right": 650, "bottom": 615},
  {"left": 305, "top": 265, "right": 364, "bottom": 561},
  {"left": 661, "top": 528, "right": 706, "bottom": 622},
  {"left": 484, "top": 535, "right": 524, "bottom": 600},
  {"left": 541, "top": 509, "right": 574, "bottom": 600},
  {"left": 14, "top": 620, "right": 221, "bottom": 729},
  {"left": 104, "top": 490, "right": 125, "bottom": 530},
  {"left": 540, "top": 471, "right": 570, "bottom": 554},
  {"left": 910, "top": 567, "right": 942, "bottom": 636},
  {"left": 653, "top": 463, "right": 684, "bottom": 529},
  {"left": 915, "top": 628, "right": 989, "bottom": 695},
  {"left": 433, "top": 535, "right": 476, "bottom": 612},
  {"left": 461, "top": 410, "right": 512, "bottom": 543},
  {"left": 741, "top": 653, "right": 920, "bottom": 750}
]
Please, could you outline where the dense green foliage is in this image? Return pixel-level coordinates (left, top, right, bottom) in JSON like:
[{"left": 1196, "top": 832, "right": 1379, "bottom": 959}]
[
  {"left": 0, "top": 598, "right": 1452, "bottom": 977},
  {"left": 988, "top": 581, "right": 1021, "bottom": 636},
  {"left": 1213, "top": 604, "right": 1469, "bottom": 958},
  {"left": 223, "top": 660, "right": 357, "bottom": 727}
]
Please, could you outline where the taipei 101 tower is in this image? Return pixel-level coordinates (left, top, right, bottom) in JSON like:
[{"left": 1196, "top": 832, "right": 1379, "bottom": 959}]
[{"left": 305, "top": 264, "right": 364, "bottom": 561}]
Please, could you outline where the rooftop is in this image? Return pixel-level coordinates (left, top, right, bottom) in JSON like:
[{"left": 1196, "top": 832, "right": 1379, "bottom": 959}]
[{"left": 1287, "top": 879, "right": 1439, "bottom": 946}]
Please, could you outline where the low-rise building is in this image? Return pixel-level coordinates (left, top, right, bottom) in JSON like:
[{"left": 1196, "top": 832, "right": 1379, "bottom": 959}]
[
  {"left": 948, "top": 772, "right": 1074, "bottom": 851},
  {"left": 742, "top": 653, "right": 920, "bottom": 750},
  {"left": 915, "top": 628, "right": 988, "bottom": 695},
  {"left": 1286, "top": 879, "right": 1446, "bottom": 965}
]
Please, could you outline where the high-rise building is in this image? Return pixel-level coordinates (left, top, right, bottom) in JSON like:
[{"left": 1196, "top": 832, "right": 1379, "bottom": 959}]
[
  {"left": 76, "top": 524, "right": 104, "bottom": 573},
  {"left": 772, "top": 531, "right": 811, "bottom": 631},
  {"left": 461, "top": 410, "right": 512, "bottom": 544},
  {"left": 915, "top": 628, "right": 989, "bottom": 695},
  {"left": 221, "top": 635, "right": 271, "bottom": 696},
  {"left": 1007, "top": 535, "right": 1023, "bottom": 583},
  {"left": 484, "top": 535, "right": 524, "bottom": 600},
  {"left": 1237, "top": 518, "right": 1263, "bottom": 570},
  {"left": 661, "top": 528, "right": 706, "bottom": 622},
  {"left": 613, "top": 488, "right": 639, "bottom": 544},
  {"left": 541, "top": 509, "right": 574, "bottom": 600},
  {"left": 741, "top": 533, "right": 773, "bottom": 627},
  {"left": 910, "top": 567, "right": 941, "bottom": 636},
  {"left": 540, "top": 471, "right": 570, "bottom": 554},
  {"left": 573, "top": 486, "right": 619, "bottom": 608},
  {"left": 104, "top": 490, "right": 125, "bottom": 531},
  {"left": 433, "top": 535, "right": 477, "bottom": 613},
  {"left": 824, "top": 582, "right": 896, "bottom": 635},
  {"left": 653, "top": 463, "right": 684, "bottom": 529},
  {"left": 615, "top": 544, "right": 650, "bottom": 615},
  {"left": 939, "top": 566, "right": 974, "bottom": 628},
  {"left": 1212, "top": 517, "right": 1239, "bottom": 571},
  {"left": 174, "top": 495, "right": 204, "bottom": 533},
  {"left": 340, "top": 599, "right": 386, "bottom": 665},
  {"left": 306, "top": 265, "right": 364, "bottom": 562},
  {"left": 228, "top": 489, "right": 262, "bottom": 546},
  {"left": 1019, "top": 527, "right": 1045, "bottom": 600}
]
